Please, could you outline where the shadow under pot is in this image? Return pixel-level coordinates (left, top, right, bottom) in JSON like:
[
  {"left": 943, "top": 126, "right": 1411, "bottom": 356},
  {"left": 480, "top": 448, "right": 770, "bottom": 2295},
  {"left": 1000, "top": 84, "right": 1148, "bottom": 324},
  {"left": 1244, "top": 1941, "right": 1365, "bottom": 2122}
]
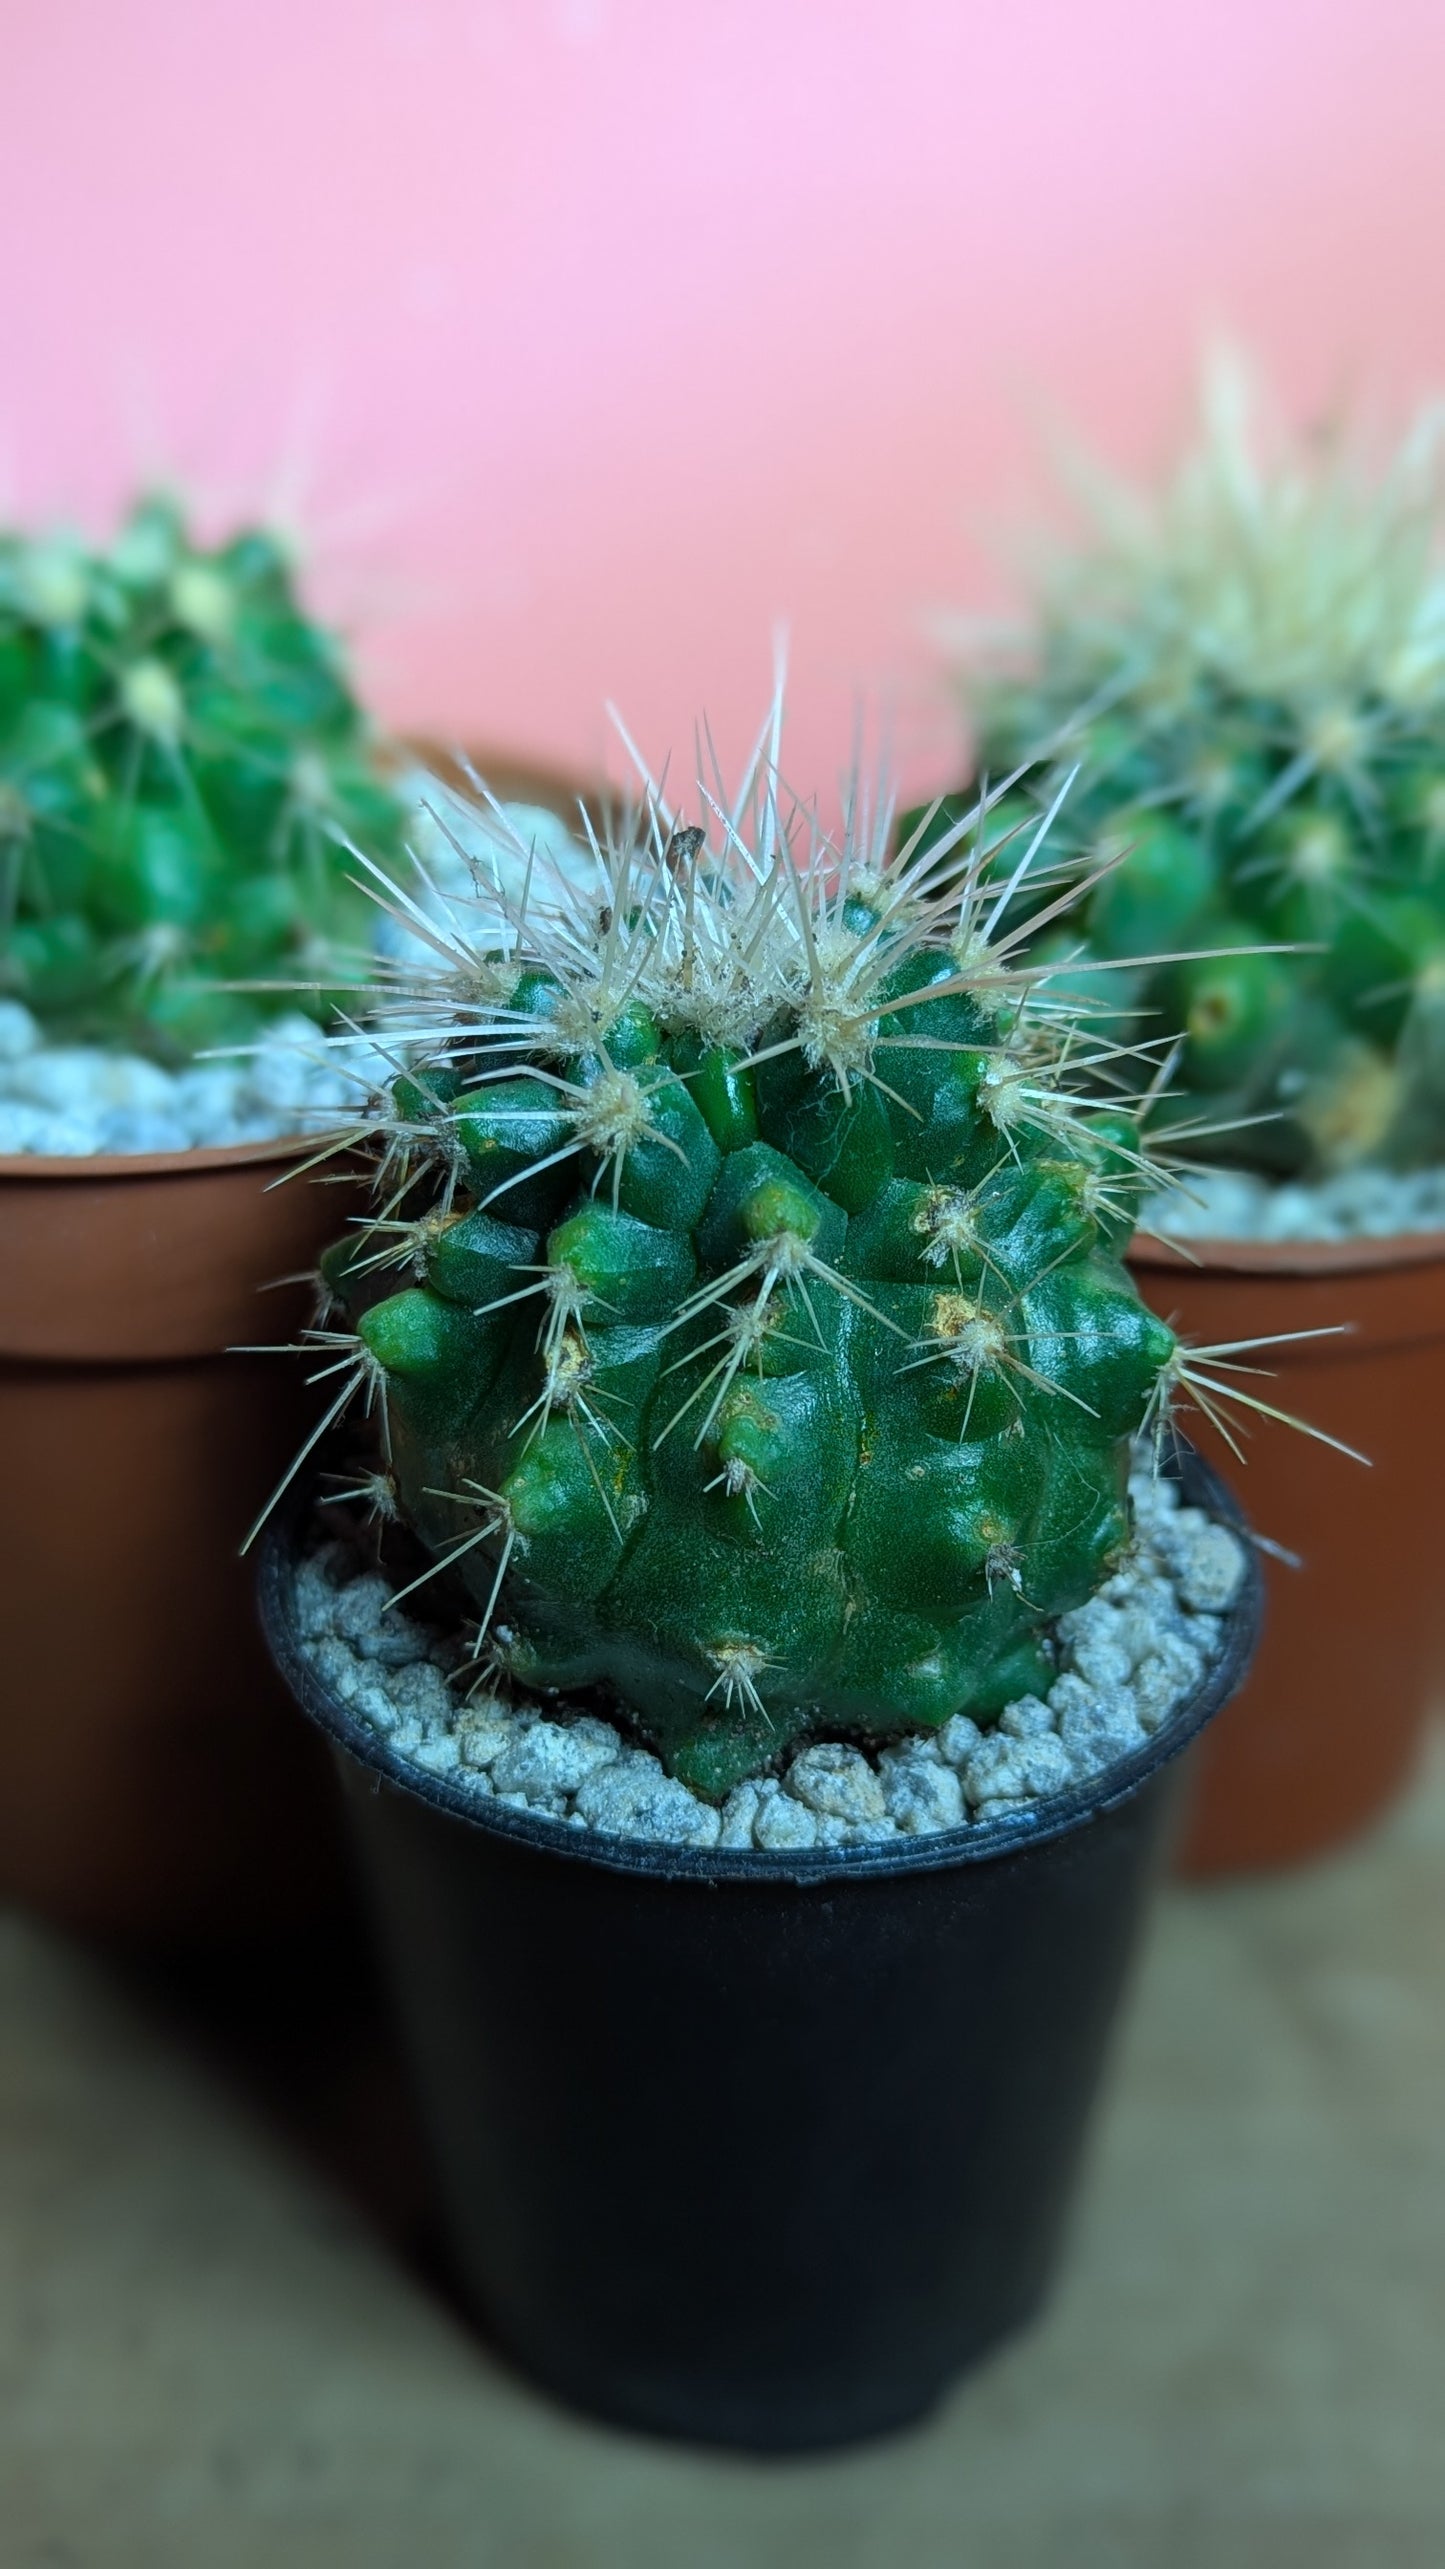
[
  {"left": 1130, "top": 1228, "right": 1445, "bottom": 1876},
  {"left": 258, "top": 1441, "right": 1261, "bottom": 2455}
]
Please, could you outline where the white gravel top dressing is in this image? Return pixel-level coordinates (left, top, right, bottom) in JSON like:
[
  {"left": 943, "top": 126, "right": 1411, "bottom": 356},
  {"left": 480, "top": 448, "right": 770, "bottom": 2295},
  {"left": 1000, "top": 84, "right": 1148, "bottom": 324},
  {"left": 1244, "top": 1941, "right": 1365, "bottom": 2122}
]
[
  {"left": 1141, "top": 1162, "right": 1445, "bottom": 1245},
  {"left": 288, "top": 1464, "right": 1247, "bottom": 1854},
  {"left": 0, "top": 1000, "right": 392, "bottom": 1158},
  {"left": 377, "top": 771, "right": 598, "bottom": 973}
]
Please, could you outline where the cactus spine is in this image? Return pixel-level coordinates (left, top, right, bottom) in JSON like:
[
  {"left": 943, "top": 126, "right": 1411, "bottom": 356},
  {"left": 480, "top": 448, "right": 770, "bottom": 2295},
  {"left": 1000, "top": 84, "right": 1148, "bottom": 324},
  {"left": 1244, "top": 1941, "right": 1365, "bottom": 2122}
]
[
  {"left": 312, "top": 711, "right": 1207, "bottom": 1799},
  {"left": 0, "top": 495, "right": 403, "bottom": 1060},
  {"left": 954, "top": 361, "right": 1445, "bottom": 1179}
]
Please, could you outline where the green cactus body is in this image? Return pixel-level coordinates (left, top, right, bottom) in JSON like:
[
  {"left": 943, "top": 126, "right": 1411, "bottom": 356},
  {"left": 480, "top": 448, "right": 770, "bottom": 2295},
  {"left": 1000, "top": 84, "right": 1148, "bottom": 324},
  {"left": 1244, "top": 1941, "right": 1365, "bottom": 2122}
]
[
  {"left": 322, "top": 748, "right": 1182, "bottom": 1798},
  {"left": 943, "top": 367, "right": 1445, "bottom": 1180},
  {"left": 0, "top": 496, "right": 403, "bottom": 1060}
]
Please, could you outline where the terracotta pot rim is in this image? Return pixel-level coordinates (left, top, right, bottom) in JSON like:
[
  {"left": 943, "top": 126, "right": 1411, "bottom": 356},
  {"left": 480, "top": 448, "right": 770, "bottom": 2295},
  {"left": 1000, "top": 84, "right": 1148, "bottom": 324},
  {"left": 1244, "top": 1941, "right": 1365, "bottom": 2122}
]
[
  {"left": 1129, "top": 1225, "right": 1445, "bottom": 1278},
  {"left": 0, "top": 1131, "right": 340, "bottom": 1184},
  {"left": 396, "top": 734, "right": 606, "bottom": 802}
]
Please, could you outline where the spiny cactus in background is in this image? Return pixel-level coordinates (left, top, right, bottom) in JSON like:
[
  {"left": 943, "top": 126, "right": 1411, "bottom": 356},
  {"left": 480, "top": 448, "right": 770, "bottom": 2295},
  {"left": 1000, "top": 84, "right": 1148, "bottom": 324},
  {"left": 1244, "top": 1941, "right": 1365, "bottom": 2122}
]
[
  {"left": 297, "top": 703, "right": 1260, "bottom": 1801},
  {"left": 940, "top": 358, "right": 1445, "bottom": 1180},
  {"left": 0, "top": 494, "right": 404, "bottom": 1061}
]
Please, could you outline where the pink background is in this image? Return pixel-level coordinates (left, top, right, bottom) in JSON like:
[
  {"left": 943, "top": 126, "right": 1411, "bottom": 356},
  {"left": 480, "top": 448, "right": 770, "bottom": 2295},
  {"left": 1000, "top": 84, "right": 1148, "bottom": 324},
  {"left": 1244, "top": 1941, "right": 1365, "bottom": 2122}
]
[{"left": 4, "top": 0, "right": 1445, "bottom": 813}]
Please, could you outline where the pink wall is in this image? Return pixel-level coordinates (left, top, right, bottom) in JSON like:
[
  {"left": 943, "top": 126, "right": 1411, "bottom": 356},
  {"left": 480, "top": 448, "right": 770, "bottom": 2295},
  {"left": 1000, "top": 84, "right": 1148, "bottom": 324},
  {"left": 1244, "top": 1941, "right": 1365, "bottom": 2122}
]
[{"left": 5, "top": 1, "right": 1445, "bottom": 813}]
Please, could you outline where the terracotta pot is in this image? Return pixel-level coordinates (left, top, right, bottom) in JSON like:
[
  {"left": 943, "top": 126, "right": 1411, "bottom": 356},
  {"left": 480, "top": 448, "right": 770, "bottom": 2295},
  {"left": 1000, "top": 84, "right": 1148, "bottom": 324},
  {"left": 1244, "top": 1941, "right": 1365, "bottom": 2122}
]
[
  {"left": 0, "top": 1137, "right": 369, "bottom": 1939},
  {"left": 0, "top": 746, "right": 602, "bottom": 1940},
  {"left": 1129, "top": 1228, "right": 1445, "bottom": 1873}
]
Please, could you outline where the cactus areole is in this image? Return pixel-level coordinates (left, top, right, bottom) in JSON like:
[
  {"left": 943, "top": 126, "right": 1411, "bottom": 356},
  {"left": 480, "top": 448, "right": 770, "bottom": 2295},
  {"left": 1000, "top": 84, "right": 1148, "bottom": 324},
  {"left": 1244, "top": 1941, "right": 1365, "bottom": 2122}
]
[{"left": 319, "top": 729, "right": 1186, "bottom": 1799}]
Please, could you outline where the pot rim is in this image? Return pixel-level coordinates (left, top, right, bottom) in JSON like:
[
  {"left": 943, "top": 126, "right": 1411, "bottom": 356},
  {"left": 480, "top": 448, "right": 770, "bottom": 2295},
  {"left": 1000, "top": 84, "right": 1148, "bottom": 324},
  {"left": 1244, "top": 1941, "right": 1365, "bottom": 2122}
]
[
  {"left": 1128, "top": 1224, "right": 1445, "bottom": 1278},
  {"left": 0, "top": 1132, "right": 333, "bottom": 1182},
  {"left": 258, "top": 1439, "right": 1262, "bottom": 1889}
]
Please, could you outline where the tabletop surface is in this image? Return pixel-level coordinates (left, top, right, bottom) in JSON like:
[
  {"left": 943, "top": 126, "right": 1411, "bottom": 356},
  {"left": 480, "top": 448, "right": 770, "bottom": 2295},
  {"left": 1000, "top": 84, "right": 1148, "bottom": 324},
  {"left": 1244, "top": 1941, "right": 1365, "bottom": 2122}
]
[{"left": 3, "top": 1734, "right": 1443, "bottom": 2569}]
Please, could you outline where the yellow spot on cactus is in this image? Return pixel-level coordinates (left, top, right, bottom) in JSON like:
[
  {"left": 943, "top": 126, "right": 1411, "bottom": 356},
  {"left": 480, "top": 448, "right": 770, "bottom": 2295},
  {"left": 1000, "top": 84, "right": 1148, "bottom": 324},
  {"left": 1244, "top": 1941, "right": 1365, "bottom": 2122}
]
[
  {"left": 1188, "top": 987, "right": 1233, "bottom": 1040},
  {"left": 913, "top": 1185, "right": 981, "bottom": 1267},
  {"left": 1301, "top": 1046, "right": 1400, "bottom": 1170},
  {"left": 929, "top": 1294, "right": 1008, "bottom": 1374}
]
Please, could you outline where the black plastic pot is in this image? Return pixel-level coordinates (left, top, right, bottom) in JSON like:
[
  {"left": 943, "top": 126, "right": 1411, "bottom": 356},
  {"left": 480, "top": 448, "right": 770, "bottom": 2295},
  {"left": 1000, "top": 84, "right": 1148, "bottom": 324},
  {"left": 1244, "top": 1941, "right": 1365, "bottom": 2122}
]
[{"left": 259, "top": 1443, "right": 1260, "bottom": 2453}]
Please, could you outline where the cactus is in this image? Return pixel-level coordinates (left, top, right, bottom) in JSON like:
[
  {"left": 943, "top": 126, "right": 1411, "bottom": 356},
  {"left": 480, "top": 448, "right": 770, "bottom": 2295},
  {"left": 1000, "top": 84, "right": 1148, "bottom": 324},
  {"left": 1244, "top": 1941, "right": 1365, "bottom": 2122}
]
[
  {"left": 0, "top": 494, "right": 404, "bottom": 1061},
  {"left": 941, "top": 360, "right": 1445, "bottom": 1179},
  {"left": 300, "top": 712, "right": 1244, "bottom": 1802}
]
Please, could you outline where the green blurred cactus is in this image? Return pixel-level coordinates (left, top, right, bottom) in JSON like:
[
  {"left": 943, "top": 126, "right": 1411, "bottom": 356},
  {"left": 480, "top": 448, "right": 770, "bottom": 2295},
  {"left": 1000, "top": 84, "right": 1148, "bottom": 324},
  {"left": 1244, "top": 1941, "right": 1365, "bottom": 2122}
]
[
  {"left": 943, "top": 360, "right": 1445, "bottom": 1179},
  {"left": 0, "top": 494, "right": 404, "bottom": 1060},
  {"left": 315, "top": 728, "right": 1195, "bottom": 1799}
]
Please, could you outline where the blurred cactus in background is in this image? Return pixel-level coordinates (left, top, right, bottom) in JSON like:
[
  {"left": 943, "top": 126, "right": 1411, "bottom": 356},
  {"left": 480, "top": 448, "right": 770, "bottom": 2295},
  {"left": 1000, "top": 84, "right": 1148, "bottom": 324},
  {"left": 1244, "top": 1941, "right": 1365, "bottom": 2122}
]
[
  {"left": 944, "top": 358, "right": 1445, "bottom": 1179},
  {"left": 0, "top": 495, "right": 404, "bottom": 1062}
]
